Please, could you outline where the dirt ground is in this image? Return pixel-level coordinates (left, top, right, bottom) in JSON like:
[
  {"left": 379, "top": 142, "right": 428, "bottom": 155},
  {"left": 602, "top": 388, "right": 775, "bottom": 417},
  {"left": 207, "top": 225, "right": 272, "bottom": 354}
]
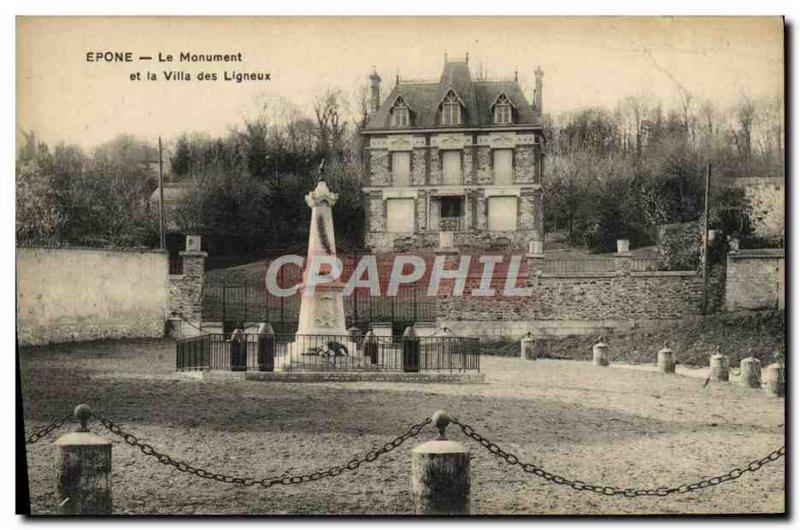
[{"left": 20, "top": 338, "right": 785, "bottom": 516}]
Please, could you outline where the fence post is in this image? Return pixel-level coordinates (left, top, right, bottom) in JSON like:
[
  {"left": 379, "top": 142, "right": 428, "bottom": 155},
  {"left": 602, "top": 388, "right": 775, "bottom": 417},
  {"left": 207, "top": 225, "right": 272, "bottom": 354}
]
[
  {"left": 410, "top": 411, "right": 470, "bottom": 515},
  {"left": 740, "top": 350, "right": 761, "bottom": 388},
  {"left": 657, "top": 341, "right": 675, "bottom": 374},
  {"left": 709, "top": 346, "right": 729, "bottom": 382},
  {"left": 592, "top": 336, "right": 609, "bottom": 366},
  {"left": 53, "top": 405, "right": 112, "bottom": 515},
  {"left": 520, "top": 332, "right": 535, "bottom": 361}
]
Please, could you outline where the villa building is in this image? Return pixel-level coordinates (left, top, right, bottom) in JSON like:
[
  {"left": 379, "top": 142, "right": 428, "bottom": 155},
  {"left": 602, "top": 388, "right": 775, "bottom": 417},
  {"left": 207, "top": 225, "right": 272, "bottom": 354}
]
[{"left": 361, "top": 56, "right": 546, "bottom": 252}]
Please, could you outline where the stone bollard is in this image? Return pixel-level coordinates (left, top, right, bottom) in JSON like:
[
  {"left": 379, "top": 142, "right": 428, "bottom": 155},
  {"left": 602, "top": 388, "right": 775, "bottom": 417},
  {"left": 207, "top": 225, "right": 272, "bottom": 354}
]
[
  {"left": 709, "top": 346, "right": 729, "bottom": 382},
  {"left": 739, "top": 351, "right": 762, "bottom": 388},
  {"left": 520, "top": 332, "right": 535, "bottom": 361},
  {"left": 54, "top": 404, "right": 112, "bottom": 515},
  {"left": 402, "top": 326, "right": 420, "bottom": 373},
  {"left": 411, "top": 411, "right": 470, "bottom": 515},
  {"left": 364, "top": 329, "right": 378, "bottom": 365},
  {"left": 764, "top": 363, "right": 785, "bottom": 397},
  {"left": 347, "top": 325, "right": 363, "bottom": 351},
  {"left": 592, "top": 336, "right": 609, "bottom": 367},
  {"left": 257, "top": 323, "right": 276, "bottom": 372},
  {"left": 657, "top": 341, "right": 675, "bottom": 374}
]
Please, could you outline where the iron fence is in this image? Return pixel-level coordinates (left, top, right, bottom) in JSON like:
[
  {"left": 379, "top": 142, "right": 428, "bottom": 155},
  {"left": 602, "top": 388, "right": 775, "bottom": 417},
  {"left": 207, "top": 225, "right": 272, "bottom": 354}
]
[
  {"left": 439, "top": 217, "right": 464, "bottom": 232},
  {"left": 202, "top": 284, "right": 436, "bottom": 334},
  {"left": 176, "top": 333, "right": 480, "bottom": 373}
]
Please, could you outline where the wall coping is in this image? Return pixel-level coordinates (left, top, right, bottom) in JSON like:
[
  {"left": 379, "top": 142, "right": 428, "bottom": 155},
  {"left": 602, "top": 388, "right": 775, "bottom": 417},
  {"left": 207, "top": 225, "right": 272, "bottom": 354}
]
[
  {"left": 538, "top": 272, "right": 618, "bottom": 278},
  {"left": 729, "top": 248, "right": 785, "bottom": 260},
  {"left": 630, "top": 270, "right": 697, "bottom": 277},
  {"left": 17, "top": 244, "right": 166, "bottom": 255}
]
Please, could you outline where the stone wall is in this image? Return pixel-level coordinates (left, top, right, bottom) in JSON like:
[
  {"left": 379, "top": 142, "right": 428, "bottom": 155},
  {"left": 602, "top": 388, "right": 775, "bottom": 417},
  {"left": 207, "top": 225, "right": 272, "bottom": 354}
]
[
  {"left": 412, "top": 148, "right": 427, "bottom": 185},
  {"left": 435, "top": 257, "right": 726, "bottom": 338},
  {"left": 725, "top": 249, "right": 784, "bottom": 311},
  {"left": 167, "top": 250, "right": 207, "bottom": 325},
  {"left": 475, "top": 146, "right": 492, "bottom": 184},
  {"left": 16, "top": 246, "right": 168, "bottom": 345},
  {"left": 513, "top": 145, "right": 539, "bottom": 184},
  {"left": 369, "top": 149, "right": 391, "bottom": 186}
]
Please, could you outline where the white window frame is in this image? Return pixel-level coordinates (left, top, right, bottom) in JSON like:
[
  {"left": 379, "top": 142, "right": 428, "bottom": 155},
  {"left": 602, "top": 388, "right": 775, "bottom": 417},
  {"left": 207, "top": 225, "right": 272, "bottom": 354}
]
[
  {"left": 391, "top": 151, "right": 411, "bottom": 186},
  {"left": 385, "top": 198, "right": 415, "bottom": 233},
  {"left": 441, "top": 93, "right": 462, "bottom": 126},
  {"left": 493, "top": 148, "right": 513, "bottom": 185},
  {"left": 441, "top": 150, "right": 462, "bottom": 185},
  {"left": 493, "top": 95, "right": 513, "bottom": 125},
  {"left": 487, "top": 196, "right": 518, "bottom": 231},
  {"left": 392, "top": 99, "right": 410, "bottom": 127}
]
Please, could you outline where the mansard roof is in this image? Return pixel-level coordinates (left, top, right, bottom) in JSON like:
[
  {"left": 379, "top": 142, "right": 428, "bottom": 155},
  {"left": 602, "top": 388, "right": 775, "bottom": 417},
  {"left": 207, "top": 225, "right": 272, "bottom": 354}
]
[{"left": 364, "top": 60, "right": 541, "bottom": 131}]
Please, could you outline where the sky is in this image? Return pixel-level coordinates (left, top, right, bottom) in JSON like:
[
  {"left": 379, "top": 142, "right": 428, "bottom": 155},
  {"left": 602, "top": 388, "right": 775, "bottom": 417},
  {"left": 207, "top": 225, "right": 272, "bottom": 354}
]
[{"left": 17, "top": 16, "right": 784, "bottom": 150}]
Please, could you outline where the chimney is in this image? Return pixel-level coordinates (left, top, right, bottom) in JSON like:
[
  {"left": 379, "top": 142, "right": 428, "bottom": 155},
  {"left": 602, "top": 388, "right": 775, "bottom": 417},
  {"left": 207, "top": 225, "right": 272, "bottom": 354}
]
[
  {"left": 534, "top": 66, "right": 544, "bottom": 114},
  {"left": 369, "top": 66, "right": 382, "bottom": 114}
]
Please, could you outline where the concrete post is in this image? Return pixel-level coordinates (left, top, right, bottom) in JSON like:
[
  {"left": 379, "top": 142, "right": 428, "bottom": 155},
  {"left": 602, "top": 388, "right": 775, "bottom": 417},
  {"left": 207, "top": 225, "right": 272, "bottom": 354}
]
[
  {"left": 764, "top": 363, "right": 785, "bottom": 397},
  {"left": 592, "top": 336, "right": 609, "bottom": 366},
  {"left": 411, "top": 411, "right": 470, "bottom": 515},
  {"left": 709, "top": 346, "right": 729, "bottom": 382},
  {"left": 520, "top": 332, "right": 535, "bottom": 360},
  {"left": 739, "top": 352, "right": 761, "bottom": 388},
  {"left": 54, "top": 405, "right": 112, "bottom": 515},
  {"left": 657, "top": 341, "right": 675, "bottom": 374}
]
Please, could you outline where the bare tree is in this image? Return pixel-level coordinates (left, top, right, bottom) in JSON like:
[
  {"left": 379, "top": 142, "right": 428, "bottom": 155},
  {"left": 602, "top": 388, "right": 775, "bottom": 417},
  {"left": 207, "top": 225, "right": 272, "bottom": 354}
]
[
  {"left": 731, "top": 95, "right": 755, "bottom": 164},
  {"left": 314, "top": 88, "right": 349, "bottom": 156}
]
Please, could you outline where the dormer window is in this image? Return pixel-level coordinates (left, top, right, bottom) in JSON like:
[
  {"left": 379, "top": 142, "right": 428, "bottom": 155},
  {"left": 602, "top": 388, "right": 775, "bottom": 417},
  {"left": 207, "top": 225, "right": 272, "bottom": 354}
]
[
  {"left": 441, "top": 92, "right": 462, "bottom": 126},
  {"left": 391, "top": 98, "right": 410, "bottom": 127},
  {"left": 493, "top": 94, "right": 513, "bottom": 125}
]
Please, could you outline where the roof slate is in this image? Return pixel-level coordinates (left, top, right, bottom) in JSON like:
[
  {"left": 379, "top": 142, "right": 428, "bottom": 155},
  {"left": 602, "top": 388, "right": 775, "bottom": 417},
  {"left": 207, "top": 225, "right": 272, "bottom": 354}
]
[{"left": 365, "top": 61, "right": 541, "bottom": 131}]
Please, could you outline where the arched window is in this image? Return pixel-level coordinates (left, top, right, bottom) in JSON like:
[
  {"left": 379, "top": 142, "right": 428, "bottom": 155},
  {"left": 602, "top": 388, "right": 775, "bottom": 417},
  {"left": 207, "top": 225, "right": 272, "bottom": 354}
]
[
  {"left": 441, "top": 92, "right": 462, "bottom": 126},
  {"left": 493, "top": 94, "right": 513, "bottom": 125},
  {"left": 391, "top": 98, "right": 410, "bottom": 127}
]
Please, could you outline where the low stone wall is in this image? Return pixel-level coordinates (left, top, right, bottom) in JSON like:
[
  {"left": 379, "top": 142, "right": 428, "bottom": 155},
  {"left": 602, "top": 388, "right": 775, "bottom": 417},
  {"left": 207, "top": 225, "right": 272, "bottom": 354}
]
[
  {"left": 177, "top": 370, "right": 485, "bottom": 384},
  {"left": 16, "top": 246, "right": 168, "bottom": 345},
  {"left": 725, "top": 249, "right": 784, "bottom": 311},
  {"left": 435, "top": 257, "right": 725, "bottom": 338}
]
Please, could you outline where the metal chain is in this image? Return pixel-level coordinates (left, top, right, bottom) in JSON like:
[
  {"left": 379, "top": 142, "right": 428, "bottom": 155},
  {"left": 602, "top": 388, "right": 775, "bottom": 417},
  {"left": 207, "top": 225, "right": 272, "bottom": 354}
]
[
  {"left": 451, "top": 418, "right": 785, "bottom": 497},
  {"left": 98, "top": 414, "right": 431, "bottom": 488},
  {"left": 25, "top": 411, "right": 73, "bottom": 445}
]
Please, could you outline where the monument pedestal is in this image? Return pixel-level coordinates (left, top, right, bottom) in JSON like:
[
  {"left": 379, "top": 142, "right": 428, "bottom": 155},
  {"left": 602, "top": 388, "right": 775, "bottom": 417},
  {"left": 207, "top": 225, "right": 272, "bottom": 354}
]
[{"left": 296, "top": 281, "right": 348, "bottom": 337}]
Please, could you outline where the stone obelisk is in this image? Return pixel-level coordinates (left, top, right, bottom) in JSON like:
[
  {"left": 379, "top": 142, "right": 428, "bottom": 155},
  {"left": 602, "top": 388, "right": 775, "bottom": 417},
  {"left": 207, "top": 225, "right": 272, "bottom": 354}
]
[{"left": 296, "top": 168, "right": 348, "bottom": 337}]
